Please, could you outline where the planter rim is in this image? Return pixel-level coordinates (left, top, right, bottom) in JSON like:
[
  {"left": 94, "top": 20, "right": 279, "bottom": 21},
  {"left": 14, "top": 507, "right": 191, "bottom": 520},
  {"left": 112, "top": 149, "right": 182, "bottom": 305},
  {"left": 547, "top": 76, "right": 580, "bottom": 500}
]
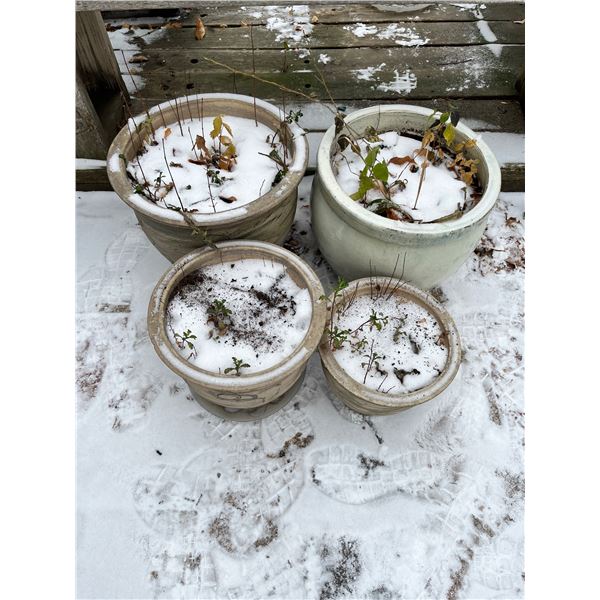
[
  {"left": 316, "top": 104, "right": 502, "bottom": 236},
  {"left": 107, "top": 93, "right": 308, "bottom": 227},
  {"left": 318, "top": 277, "right": 461, "bottom": 409},
  {"left": 147, "top": 240, "right": 326, "bottom": 389}
]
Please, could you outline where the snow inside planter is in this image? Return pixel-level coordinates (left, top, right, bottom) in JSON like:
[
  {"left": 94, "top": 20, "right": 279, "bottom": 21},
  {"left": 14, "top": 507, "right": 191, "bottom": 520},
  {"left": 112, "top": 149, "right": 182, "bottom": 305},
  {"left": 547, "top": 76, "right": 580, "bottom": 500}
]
[
  {"left": 147, "top": 241, "right": 326, "bottom": 421},
  {"left": 166, "top": 258, "right": 312, "bottom": 375},
  {"left": 127, "top": 115, "right": 290, "bottom": 214},
  {"left": 333, "top": 130, "right": 481, "bottom": 223},
  {"left": 329, "top": 293, "right": 448, "bottom": 394},
  {"left": 318, "top": 277, "right": 461, "bottom": 416},
  {"left": 107, "top": 94, "right": 308, "bottom": 262}
]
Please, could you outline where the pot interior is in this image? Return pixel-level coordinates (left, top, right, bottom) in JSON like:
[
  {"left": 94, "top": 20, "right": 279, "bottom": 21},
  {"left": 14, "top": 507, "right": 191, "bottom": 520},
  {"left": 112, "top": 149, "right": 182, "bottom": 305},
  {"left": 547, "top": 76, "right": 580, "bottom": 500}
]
[
  {"left": 333, "top": 108, "right": 490, "bottom": 193},
  {"left": 158, "top": 245, "right": 319, "bottom": 373},
  {"left": 122, "top": 96, "right": 297, "bottom": 172}
]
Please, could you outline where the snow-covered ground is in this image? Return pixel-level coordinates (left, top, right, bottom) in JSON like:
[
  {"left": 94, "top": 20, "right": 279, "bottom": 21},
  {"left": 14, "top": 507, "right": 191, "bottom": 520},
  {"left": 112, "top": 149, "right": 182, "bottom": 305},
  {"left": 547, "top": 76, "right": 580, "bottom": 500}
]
[{"left": 77, "top": 172, "right": 524, "bottom": 598}]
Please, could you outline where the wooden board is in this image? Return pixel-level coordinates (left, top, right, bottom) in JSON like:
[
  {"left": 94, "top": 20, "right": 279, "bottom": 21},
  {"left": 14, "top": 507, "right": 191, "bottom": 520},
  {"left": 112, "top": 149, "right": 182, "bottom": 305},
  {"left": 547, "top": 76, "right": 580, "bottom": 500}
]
[
  {"left": 117, "top": 45, "right": 524, "bottom": 101},
  {"left": 106, "top": 20, "right": 524, "bottom": 50},
  {"left": 90, "top": 2, "right": 525, "bottom": 23}
]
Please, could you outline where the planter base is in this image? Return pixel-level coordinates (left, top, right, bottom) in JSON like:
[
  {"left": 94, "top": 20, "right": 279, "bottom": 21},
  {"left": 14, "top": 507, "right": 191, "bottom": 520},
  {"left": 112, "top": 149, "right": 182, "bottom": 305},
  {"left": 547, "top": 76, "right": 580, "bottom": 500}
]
[{"left": 187, "top": 370, "right": 306, "bottom": 421}]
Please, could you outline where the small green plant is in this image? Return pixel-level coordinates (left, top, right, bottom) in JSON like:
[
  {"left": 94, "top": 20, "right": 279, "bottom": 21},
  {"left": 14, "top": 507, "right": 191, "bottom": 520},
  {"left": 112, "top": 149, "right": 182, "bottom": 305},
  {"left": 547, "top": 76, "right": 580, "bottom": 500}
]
[
  {"left": 224, "top": 356, "right": 250, "bottom": 376},
  {"left": 207, "top": 299, "right": 232, "bottom": 335},
  {"left": 368, "top": 309, "right": 388, "bottom": 331},
  {"left": 173, "top": 329, "right": 197, "bottom": 359},
  {"left": 324, "top": 276, "right": 349, "bottom": 349},
  {"left": 326, "top": 326, "right": 351, "bottom": 350},
  {"left": 285, "top": 109, "right": 303, "bottom": 123}
]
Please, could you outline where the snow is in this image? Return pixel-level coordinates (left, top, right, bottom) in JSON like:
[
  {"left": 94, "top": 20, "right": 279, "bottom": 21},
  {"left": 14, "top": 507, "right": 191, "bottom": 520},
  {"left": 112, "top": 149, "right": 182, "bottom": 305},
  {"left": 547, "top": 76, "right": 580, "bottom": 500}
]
[
  {"left": 127, "top": 115, "right": 286, "bottom": 213},
  {"left": 351, "top": 63, "right": 386, "bottom": 81},
  {"left": 318, "top": 53, "right": 332, "bottom": 64},
  {"left": 265, "top": 5, "right": 314, "bottom": 43},
  {"left": 376, "top": 69, "right": 418, "bottom": 95},
  {"left": 345, "top": 22, "right": 429, "bottom": 46},
  {"left": 77, "top": 176, "right": 523, "bottom": 598},
  {"left": 477, "top": 20, "right": 498, "bottom": 43},
  {"left": 76, "top": 158, "right": 106, "bottom": 170},
  {"left": 333, "top": 131, "right": 473, "bottom": 222},
  {"left": 166, "top": 259, "right": 312, "bottom": 374},
  {"left": 345, "top": 23, "right": 378, "bottom": 37},
  {"left": 330, "top": 294, "right": 449, "bottom": 395}
]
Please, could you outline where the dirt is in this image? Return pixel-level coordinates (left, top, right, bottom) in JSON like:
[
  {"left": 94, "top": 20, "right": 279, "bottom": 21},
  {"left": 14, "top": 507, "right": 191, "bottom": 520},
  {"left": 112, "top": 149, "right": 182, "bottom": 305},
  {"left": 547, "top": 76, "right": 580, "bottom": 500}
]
[
  {"left": 319, "top": 537, "right": 362, "bottom": 600},
  {"left": 496, "top": 469, "right": 525, "bottom": 501},
  {"left": 471, "top": 515, "right": 495, "bottom": 539},
  {"left": 171, "top": 267, "right": 301, "bottom": 353},
  {"left": 208, "top": 513, "right": 235, "bottom": 553},
  {"left": 357, "top": 453, "right": 385, "bottom": 478},
  {"left": 268, "top": 432, "right": 315, "bottom": 458},
  {"left": 254, "top": 520, "right": 278, "bottom": 549}
]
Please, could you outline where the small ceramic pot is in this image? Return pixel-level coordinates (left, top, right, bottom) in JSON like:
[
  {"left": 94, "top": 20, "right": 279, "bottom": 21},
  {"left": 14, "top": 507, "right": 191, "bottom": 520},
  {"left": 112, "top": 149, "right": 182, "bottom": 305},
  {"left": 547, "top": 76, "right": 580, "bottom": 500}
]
[
  {"left": 311, "top": 104, "right": 501, "bottom": 289},
  {"left": 318, "top": 277, "right": 461, "bottom": 416},
  {"left": 147, "top": 240, "right": 326, "bottom": 421},
  {"left": 107, "top": 93, "right": 308, "bottom": 262}
]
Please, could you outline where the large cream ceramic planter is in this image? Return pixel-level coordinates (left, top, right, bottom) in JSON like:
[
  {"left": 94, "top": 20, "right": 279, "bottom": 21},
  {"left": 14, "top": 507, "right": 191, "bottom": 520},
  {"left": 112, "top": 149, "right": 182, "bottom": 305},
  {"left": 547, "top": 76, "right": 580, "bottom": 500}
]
[
  {"left": 319, "top": 277, "right": 461, "bottom": 416},
  {"left": 108, "top": 94, "right": 308, "bottom": 262},
  {"left": 147, "top": 241, "right": 326, "bottom": 421},
  {"left": 311, "top": 105, "right": 501, "bottom": 289}
]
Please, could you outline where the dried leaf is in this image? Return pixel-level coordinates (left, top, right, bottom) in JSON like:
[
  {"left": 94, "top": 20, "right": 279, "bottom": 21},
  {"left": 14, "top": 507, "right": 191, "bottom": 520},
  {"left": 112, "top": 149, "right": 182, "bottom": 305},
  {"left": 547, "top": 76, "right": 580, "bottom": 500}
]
[
  {"left": 389, "top": 156, "right": 415, "bottom": 166},
  {"left": 195, "top": 135, "right": 208, "bottom": 153},
  {"left": 210, "top": 115, "right": 223, "bottom": 139},
  {"left": 188, "top": 158, "right": 207, "bottom": 166},
  {"left": 164, "top": 127, "right": 172, "bottom": 139},
  {"left": 219, "top": 195, "right": 237, "bottom": 203},
  {"left": 129, "top": 54, "right": 148, "bottom": 63},
  {"left": 310, "top": 15, "right": 319, "bottom": 23},
  {"left": 164, "top": 21, "right": 183, "bottom": 29},
  {"left": 195, "top": 17, "right": 206, "bottom": 40}
]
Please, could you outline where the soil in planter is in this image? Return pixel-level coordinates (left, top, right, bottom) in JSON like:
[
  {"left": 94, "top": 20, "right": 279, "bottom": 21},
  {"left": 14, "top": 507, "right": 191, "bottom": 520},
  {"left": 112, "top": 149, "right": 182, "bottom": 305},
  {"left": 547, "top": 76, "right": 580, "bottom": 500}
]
[
  {"left": 333, "top": 130, "right": 482, "bottom": 223},
  {"left": 328, "top": 293, "right": 448, "bottom": 395},
  {"left": 166, "top": 259, "right": 312, "bottom": 374},
  {"left": 125, "top": 115, "right": 289, "bottom": 214}
]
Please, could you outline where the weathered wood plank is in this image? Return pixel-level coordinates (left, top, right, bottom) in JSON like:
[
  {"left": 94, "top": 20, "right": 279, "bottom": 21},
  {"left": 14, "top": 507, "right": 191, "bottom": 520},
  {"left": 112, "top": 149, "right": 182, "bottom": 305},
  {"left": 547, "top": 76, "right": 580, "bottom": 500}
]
[
  {"left": 105, "top": 20, "right": 524, "bottom": 50},
  {"left": 76, "top": 163, "right": 523, "bottom": 192},
  {"left": 77, "top": 10, "right": 128, "bottom": 93},
  {"left": 76, "top": 73, "right": 110, "bottom": 159},
  {"left": 76, "top": 167, "right": 112, "bottom": 191},
  {"left": 128, "top": 97, "right": 523, "bottom": 133},
  {"left": 116, "top": 45, "right": 524, "bottom": 101},
  {"left": 96, "top": 3, "right": 525, "bottom": 24}
]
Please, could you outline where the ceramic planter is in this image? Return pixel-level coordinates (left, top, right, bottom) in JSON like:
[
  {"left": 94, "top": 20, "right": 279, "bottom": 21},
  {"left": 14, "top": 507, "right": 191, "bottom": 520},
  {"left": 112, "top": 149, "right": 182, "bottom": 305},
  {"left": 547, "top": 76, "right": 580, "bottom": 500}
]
[
  {"left": 147, "top": 240, "right": 326, "bottom": 421},
  {"left": 318, "top": 277, "right": 461, "bottom": 416},
  {"left": 107, "top": 93, "right": 308, "bottom": 262},
  {"left": 311, "top": 104, "right": 501, "bottom": 289}
]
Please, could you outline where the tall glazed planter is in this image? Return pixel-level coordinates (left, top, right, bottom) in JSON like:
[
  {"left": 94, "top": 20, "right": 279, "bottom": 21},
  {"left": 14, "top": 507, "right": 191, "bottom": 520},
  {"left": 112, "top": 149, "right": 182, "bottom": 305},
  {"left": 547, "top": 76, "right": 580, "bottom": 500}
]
[
  {"left": 311, "top": 105, "right": 501, "bottom": 289},
  {"left": 107, "top": 93, "right": 308, "bottom": 262},
  {"left": 147, "top": 241, "right": 326, "bottom": 421}
]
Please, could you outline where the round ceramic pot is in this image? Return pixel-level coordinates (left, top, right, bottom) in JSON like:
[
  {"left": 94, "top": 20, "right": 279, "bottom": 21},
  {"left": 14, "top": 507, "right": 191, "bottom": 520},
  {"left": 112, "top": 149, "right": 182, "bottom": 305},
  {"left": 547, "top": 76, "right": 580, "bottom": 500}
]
[
  {"left": 311, "top": 104, "right": 501, "bottom": 289},
  {"left": 107, "top": 93, "right": 308, "bottom": 262},
  {"left": 147, "top": 240, "right": 326, "bottom": 421},
  {"left": 318, "top": 277, "right": 461, "bottom": 416}
]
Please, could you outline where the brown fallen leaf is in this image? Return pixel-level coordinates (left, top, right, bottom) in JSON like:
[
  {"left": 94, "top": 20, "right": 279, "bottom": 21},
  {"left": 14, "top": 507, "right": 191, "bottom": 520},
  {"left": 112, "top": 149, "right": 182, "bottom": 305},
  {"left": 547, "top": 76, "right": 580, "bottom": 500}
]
[
  {"left": 188, "top": 158, "right": 207, "bottom": 166},
  {"left": 164, "top": 127, "right": 172, "bottom": 139},
  {"left": 169, "top": 161, "right": 183, "bottom": 168},
  {"left": 219, "top": 195, "right": 237, "bottom": 203},
  {"left": 195, "top": 17, "right": 206, "bottom": 40},
  {"left": 164, "top": 21, "right": 183, "bottom": 29},
  {"left": 129, "top": 54, "right": 148, "bottom": 63},
  {"left": 310, "top": 15, "right": 319, "bottom": 23}
]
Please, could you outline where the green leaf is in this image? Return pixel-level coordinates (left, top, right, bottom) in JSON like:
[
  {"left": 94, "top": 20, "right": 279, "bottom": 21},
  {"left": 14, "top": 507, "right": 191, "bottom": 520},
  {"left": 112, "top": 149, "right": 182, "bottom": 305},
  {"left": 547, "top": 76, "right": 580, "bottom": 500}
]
[
  {"left": 439, "top": 112, "right": 450, "bottom": 124},
  {"left": 372, "top": 162, "right": 389, "bottom": 183},
  {"left": 443, "top": 124, "right": 455, "bottom": 145},
  {"left": 350, "top": 172, "right": 374, "bottom": 200},
  {"left": 364, "top": 146, "right": 380, "bottom": 169}
]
